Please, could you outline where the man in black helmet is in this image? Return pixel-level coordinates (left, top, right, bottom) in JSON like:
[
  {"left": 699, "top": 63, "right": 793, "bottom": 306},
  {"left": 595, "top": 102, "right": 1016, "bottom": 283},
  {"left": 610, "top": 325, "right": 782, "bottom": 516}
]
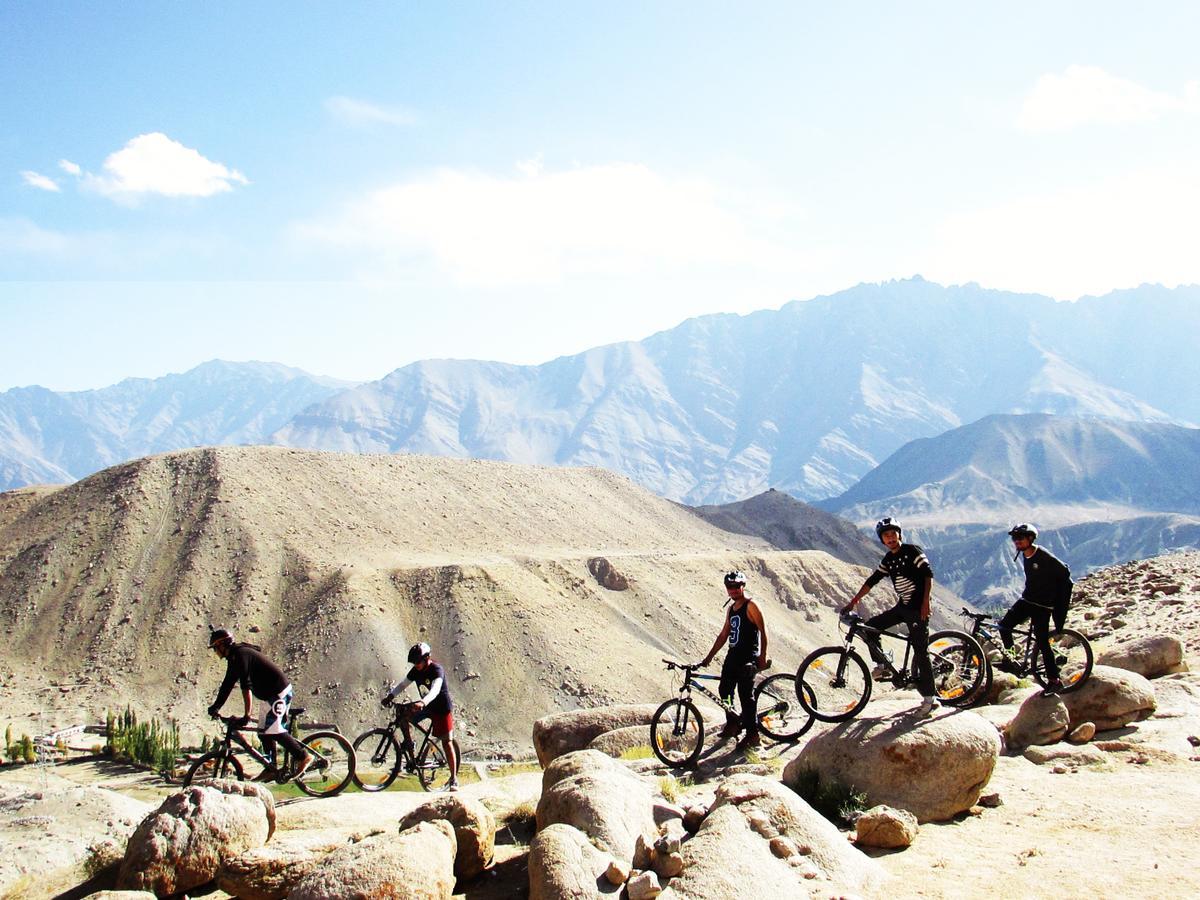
[
  {"left": 842, "top": 517, "right": 940, "bottom": 715},
  {"left": 381, "top": 641, "right": 459, "bottom": 790},
  {"left": 207, "top": 627, "right": 312, "bottom": 780},
  {"left": 999, "top": 524, "right": 1073, "bottom": 694},
  {"left": 698, "top": 571, "right": 769, "bottom": 749}
]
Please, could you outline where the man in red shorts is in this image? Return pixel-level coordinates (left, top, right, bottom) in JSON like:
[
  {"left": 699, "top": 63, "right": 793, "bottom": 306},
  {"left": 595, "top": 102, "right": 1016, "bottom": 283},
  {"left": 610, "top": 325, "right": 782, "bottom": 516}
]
[{"left": 382, "top": 641, "right": 459, "bottom": 790}]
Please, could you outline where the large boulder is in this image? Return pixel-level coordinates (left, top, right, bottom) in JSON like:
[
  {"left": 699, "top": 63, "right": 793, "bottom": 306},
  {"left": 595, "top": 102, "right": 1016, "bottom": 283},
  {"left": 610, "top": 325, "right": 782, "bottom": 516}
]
[
  {"left": 527, "top": 823, "right": 620, "bottom": 900},
  {"left": 536, "top": 749, "right": 659, "bottom": 862},
  {"left": 663, "top": 774, "right": 885, "bottom": 898},
  {"left": 218, "top": 829, "right": 367, "bottom": 900},
  {"left": 400, "top": 794, "right": 496, "bottom": 881},
  {"left": 1003, "top": 692, "right": 1070, "bottom": 750},
  {"left": 1060, "top": 665, "right": 1157, "bottom": 731},
  {"left": 1097, "top": 635, "right": 1186, "bottom": 679},
  {"left": 117, "top": 780, "right": 274, "bottom": 896},
  {"left": 783, "top": 705, "right": 1000, "bottom": 822},
  {"left": 533, "top": 704, "right": 663, "bottom": 767},
  {"left": 587, "top": 724, "right": 655, "bottom": 759},
  {"left": 288, "top": 820, "right": 457, "bottom": 900}
]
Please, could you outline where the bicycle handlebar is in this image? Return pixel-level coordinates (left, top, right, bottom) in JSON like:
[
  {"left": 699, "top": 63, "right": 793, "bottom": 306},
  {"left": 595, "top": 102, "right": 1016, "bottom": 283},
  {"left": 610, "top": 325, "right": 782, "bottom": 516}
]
[
  {"left": 663, "top": 659, "right": 700, "bottom": 671},
  {"left": 960, "top": 607, "right": 993, "bottom": 622}
]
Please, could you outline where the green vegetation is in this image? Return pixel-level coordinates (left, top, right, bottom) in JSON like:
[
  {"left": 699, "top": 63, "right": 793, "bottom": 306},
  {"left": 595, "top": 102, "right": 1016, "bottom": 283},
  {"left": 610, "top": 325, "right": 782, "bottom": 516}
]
[
  {"left": 658, "top": 773, "right": 681, "bottom": 804},
  {"left": 618, "top": 745, "right": 655, "bottom": 761},
  {"left": 105, "top": 707, "right": 181, "bottom": 776},
  {"left": 790, "top": 767, "right": 868, "bottom": 826}
]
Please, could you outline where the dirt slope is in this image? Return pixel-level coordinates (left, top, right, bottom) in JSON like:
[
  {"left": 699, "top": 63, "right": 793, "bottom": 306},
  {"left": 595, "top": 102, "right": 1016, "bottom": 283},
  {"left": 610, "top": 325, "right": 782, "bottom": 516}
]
[{"left": 0, "top": 447, "right": 896, "bottom": 753}]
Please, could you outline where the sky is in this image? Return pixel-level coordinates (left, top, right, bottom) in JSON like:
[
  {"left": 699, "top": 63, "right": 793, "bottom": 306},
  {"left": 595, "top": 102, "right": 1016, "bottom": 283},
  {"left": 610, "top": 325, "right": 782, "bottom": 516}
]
[{"left": 3, "top": 2, "right": 1200, "bottom": 391}]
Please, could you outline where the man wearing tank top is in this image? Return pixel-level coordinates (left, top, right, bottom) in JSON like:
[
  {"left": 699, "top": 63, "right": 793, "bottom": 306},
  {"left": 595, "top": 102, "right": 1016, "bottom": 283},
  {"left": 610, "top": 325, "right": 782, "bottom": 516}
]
[{"left": 699, "top": 571, "right": 769, "bottom": 749}]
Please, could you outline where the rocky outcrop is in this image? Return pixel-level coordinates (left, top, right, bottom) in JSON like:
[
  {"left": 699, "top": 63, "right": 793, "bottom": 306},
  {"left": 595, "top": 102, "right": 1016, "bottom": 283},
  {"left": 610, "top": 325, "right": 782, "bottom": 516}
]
[
  {"left": 784, "top": 704, "right": 1000, "bottom": 822},
  {"left": 664, "top": 774, "right": 885, "bottom": 897},
  {"left": 533, "top": 705, "right": 663, "bottom": 767},
  {"left": 1097, "top": 635, "right": 1186, "bottom": 679},
  {"left": 536, "top": 750, "right": 658, "bottom": 862},
  {"left": 1004, "top": 692, "right": 1070, "bottom": 750},
  {"left": 527, "top": 823, "right": 617, "bottom": 900},
  {"left": 400, "top": 794, "right": 496, "bottom": 881},
  {"left": 854, "top": 805, "right": 919, "bottom": 849},
  {"left": 217, "top": 829, "right": 367, "bottom": 900},
  {"left": 117, "top": 780, "right": 274, "bottom": 896},
  {"left": 288, "top": 820, "right": 457, "bottom": 900},
  {"left": 587, "top": 724, "right": 655, "bottom": 758},
  {"left": 1060, "top": 665, "right": 1157, "bottom": 731}
]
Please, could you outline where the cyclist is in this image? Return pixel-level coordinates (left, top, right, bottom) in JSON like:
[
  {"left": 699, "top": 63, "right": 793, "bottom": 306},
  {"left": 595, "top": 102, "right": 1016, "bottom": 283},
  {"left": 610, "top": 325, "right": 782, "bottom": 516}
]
[
  {"left": 999, "top": 524, "right": 1073, "bottom": 694},
  {"left": 207, "top": 626, "right": 312, "bottom": 780},
  {"left": 841, "top": 517, "right": 940, "bottom": 716},
  {"left": 698, "top": 571, "right": 769, "bottom": 749},
  {"left": 382, "top": 642, "right": 459, "bottom": 790}
]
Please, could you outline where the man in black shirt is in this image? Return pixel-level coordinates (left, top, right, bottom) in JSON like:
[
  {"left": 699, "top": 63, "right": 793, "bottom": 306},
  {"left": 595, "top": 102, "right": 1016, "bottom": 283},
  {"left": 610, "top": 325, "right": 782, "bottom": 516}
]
[
  {"left": 999, "top": 524, "right": 1073, "bottom": 694},
  {"left": 208, "top": 627, "right": 311, "bottom": 779},
  {"left": 842, "top": 517, "right": 939, "bottom": 715},
  {"left": 382, "top": 641, "right": 459, "bottom": 790},
  {"left": 699, "top": 571, "right": 769, "bottom": 749}
]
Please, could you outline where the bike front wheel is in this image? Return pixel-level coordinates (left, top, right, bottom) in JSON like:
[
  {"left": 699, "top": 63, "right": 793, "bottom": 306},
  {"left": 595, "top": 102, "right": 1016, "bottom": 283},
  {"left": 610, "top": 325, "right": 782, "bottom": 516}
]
[
  {"left": 417, "top": 738, "right": 462, "bottom": 792},
  {"left": 929, "top": 630, "right": 990, "bottom": 707},
  {"left": 796, "top": 646, "right": 871, "bottom": 722},
  {"left": 650, "top": 698, "right": 705, "bottom": 768},
  {"left": 754, "top": 673, "right": 815, "bottom": 742},
  {"left": 297, "top": 730, "right": 355, "bottom": 797},
  {"left": 183, "top": 750, "right": 245, "bottom": 786},
  {"left": 351, "top": 728, "right": 401, "bottom": 792},
  {"left": 1033, "top": 628, "right": 1094, "bottom": 693}
]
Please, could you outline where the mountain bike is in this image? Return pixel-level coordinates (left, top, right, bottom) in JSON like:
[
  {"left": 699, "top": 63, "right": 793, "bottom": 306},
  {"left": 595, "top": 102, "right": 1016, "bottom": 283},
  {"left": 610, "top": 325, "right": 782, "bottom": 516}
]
[
  {"left": 183, "top": 709, "right": 355, "bottom": 797},
  {"left": 650, "top": 659, "right": 816, "bottom": 768},
  {"left": 352, "top": 700, "right": 461, "bottom": 792},
  {"left": 795, "top": 614, "right": 987, "bottom": 722},
  {"left": 960, "top": 607, "right": 1093, "bottom": 695}
]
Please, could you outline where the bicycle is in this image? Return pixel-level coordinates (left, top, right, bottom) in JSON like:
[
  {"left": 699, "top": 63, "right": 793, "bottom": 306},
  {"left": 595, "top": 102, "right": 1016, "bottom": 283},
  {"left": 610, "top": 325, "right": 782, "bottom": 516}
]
[
  {"left": 795, "top": 614, "right": 987, "bottom": 722},
  {"left": 351, "top": 700, "right": 462, "bottom": 792},
  {"left": 650, "top": 659, "right": 816, "bottom": 768},
  {"left": 960, "top": 607, "right": 1093, "bottom": 696},
  {"left": 183, "top": 708, "right": 355, "bottom": 797}
]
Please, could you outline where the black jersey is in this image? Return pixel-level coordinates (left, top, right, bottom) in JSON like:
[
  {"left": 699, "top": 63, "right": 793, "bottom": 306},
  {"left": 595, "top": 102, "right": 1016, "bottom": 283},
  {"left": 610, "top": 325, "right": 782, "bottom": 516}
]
[
  {"left": 864, "top": 543, "right": 933, "bottom": 609},
  {"left": 214, "top": 643, "right": 290, "bottom": 707},
  {"left": 404, "top": 660, "right": 453, "bottom": 716},
  {"left": 1021, "top": 547, "right": 1072, "bottom": 610},
  {"left": 725, "top": 599, "right": 762, "bottom": 664}
]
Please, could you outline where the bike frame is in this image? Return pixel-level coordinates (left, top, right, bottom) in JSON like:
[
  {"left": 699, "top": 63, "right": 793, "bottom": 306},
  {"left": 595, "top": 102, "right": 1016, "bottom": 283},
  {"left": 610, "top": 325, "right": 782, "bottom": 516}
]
[
  {"left": 841, "top": 616, "right": 918, "bottom": 685},
  {"left": 964, "top": 611, "right": 1040, "bottom": 673},
  {"left": 370, "top": 704, "right": 441, "bottom": 770}
]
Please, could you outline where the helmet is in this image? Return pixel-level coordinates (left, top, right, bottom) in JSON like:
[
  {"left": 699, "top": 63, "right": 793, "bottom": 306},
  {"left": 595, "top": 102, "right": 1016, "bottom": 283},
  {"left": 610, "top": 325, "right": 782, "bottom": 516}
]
[
  {"left": 1008, "top": 523, "right": 1038, "bottom": 541},
  {"left": 875, "top": 517, "right": 902, "bottom": 541},
  {"left": 208, "top": 626, "right": 233, "bottom": 649},
  {"left": 723, "top": 571, "right": 747, "bottom": 589},
  {"left": 408, "top": 641, "right": 431, "bottom": 664}
]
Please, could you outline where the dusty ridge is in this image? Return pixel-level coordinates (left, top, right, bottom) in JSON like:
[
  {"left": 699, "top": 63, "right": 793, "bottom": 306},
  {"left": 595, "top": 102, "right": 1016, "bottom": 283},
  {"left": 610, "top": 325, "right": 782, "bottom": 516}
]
[{"left": 0, "top": 446, "right": 881, "bottom": 752}]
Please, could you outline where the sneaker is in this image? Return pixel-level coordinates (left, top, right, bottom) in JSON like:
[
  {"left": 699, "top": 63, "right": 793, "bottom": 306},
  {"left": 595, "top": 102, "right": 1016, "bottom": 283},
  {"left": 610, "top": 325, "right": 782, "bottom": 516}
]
[
  {"left": 916, "top": 697, "right": 941, "bottom": 717},
  {"left": 719, "top": 721, "right": 742, "bottom": 739},
  {"left": 292, "top": 752, "right": 314, "bottom": 780},
  {"left": 1041, "top": 678, "right": 1065, "bottom": 696},
  {"left": 446, "top": 778, "right": 460, "bottom": 792},
  {"left": 871, "top": 665, "right": 890, "bottom": 682},
  {"left": 737, "top": 732, "right": 761, "bottom": 750}
]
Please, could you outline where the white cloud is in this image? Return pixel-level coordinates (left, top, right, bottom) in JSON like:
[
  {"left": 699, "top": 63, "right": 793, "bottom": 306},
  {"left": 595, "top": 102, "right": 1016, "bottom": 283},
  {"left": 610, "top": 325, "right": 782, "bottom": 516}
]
[
  {"left": 324, "top": 96, "right": 416, "bottom": 127},
  {"left": 59, "top": 159, "right": 81, "bottom": 176},
  {"left": 83, "top": 132, "right": 248, "bottom": 199},
  {"left": 920, "top": 163, "right": 1200, "bottom": 299},
  {"left": 20, "top": 171, "right": 60, "bottom": 192},
  {"left": 1018, "top": 65, "right": 1199, "bottom": 132},
  {"left": 294, "top": 161, "right": 792, "bottom": 286}
]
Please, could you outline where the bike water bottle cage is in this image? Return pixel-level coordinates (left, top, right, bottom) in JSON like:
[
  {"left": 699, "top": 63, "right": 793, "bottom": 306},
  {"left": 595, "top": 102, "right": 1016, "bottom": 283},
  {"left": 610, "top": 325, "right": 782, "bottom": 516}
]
[{"left": 874, "top": 517, "right": 902, "bottom": 541}]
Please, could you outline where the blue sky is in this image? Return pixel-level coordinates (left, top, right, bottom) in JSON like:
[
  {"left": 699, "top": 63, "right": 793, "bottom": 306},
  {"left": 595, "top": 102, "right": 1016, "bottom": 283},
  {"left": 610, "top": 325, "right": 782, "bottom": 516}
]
[{"left": 3, "top": 2, "right": 1199, "bottom": 390}]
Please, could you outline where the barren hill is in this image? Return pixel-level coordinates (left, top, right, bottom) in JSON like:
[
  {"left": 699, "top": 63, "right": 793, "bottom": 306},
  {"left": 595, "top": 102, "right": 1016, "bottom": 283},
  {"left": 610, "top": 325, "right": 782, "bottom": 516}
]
[{"left": 0, "top": 447, "right": 892, "bottom": 753}]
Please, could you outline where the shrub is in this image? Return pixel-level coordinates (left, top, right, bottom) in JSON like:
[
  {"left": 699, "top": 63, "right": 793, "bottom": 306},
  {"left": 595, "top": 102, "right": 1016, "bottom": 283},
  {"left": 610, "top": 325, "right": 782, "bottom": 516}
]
[
  {"left": 105, "top": 706, "right": 181, "bottom": 776},
  {"left": 790, "top": 767, "right": 867, "bottom": 826},
  {"left": 20, "top": 735, "right": 35, "bottom": 764}
]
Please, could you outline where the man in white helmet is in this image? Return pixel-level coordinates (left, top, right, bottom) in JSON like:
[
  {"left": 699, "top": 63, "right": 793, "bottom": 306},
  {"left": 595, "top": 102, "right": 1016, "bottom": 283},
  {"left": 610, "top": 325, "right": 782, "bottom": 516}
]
[
  {"left": 698, "top": 571, "right": 769, "bottom": 749},
  {"left": 382, "top": 641, "right": 459, "bottom": 790}
]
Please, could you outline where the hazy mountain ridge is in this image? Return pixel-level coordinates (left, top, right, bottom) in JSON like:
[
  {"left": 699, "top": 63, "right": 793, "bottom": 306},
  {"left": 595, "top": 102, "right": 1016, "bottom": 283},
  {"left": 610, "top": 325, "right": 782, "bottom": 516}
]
[
  {"left": 272, "top": 279, "right": 1199, "bottom": 503},
  {"left": 0, "top": 360, "right": 354, "bottom": 491}
]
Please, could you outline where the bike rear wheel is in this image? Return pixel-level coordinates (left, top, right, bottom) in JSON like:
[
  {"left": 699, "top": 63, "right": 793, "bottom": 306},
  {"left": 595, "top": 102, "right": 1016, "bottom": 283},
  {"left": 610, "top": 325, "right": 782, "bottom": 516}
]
[
  {"left": 650, "top": 698, "right": 705, "bottom": 768},
  {"left": 297, "top": 731, "right": 355, "bottom": 797},
  {"left": 351, "top": 728, "right": 401, "bottom": 792},
  {"left": 183, "top": 750, "right": 245, "bottom": 786},
  {"left": 928, "top": 630, "right": 990, "bottom": 707},
  {"left": 417, "top": 738, "right": 462, "bottom": 791},
  {"left": 754, "top": 673, "right": 815, "bottom": 742},
  {"left": 1032, "top": 628, "right": 1094, "bottom": 693},
  {"left": 795, "top": 646, "right": 871, "bottom": 722}
]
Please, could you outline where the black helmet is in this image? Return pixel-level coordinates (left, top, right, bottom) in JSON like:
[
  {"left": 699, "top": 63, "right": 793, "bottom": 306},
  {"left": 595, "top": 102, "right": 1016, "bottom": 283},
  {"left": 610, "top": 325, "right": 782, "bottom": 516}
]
[
  {"left": 408, "top": 641, "right": 431, "bottom": 664},
  {"left": 875, "top": 517, "right": 902, "bottom": 541},
  {"left": 723, "top": 571, "right": 747, "bottom": 589},
  {"left": 208, "top": 626, "right": 233, "bottom": 649},
  {"left": 1008, "top": 523, "right": 1038, "bottom": 541}
]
